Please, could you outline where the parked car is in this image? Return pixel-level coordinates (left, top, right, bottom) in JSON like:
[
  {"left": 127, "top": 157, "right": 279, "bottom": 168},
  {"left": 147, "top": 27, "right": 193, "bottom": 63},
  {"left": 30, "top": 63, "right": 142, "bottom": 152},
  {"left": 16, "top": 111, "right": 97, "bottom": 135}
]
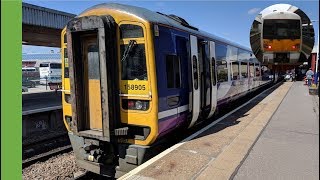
[
  {"left": 22, "top": 78, "right": 36, "bottom": 88},
  {"left": 22, "top": 86, "right": 28, "bottom": 92},
  {"left": 40, "top": 76, "right": 61, "bottom": 85},
  {"left": 22, "top": 67, "right": 40, "bottom": 88}
]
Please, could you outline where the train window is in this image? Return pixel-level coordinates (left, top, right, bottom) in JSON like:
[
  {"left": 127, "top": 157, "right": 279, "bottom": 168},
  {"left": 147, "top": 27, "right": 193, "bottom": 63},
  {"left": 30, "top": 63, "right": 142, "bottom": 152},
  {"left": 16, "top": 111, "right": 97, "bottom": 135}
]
[
  {"left": 87, "top": 45, "right": 100, "bottom": 80},
  {"left": 217, "top": 60, "right": 228, "bottom": 82},
  {"left": 240, "top": 62, "right": 248, "bottom": 78},
  {"left": 64, "top": 48, "right": 69, "bottom": 78},
  {"left": 211, "top": 57, "right": 216, "bottom": 85},
  {"left": 249, "top": 63, "right": 254, "bottom": 77},
  {"left": 64, "top": 34, "right": 67, "bottom": 43},
  {"left": 40, "top": 64, "right": 49, "bottom": 67},
  {"left": 227, "top": 46, "right": 238, "bottom": 61},
  {"left": 166, "top": 55, "right": 181, "bottom": 88},
  {"left": 120, "top": 43, "right": 147, "bottom": 80},
  {"left": 215, "top": 43, "right": 227, "bottom": 61},
  {"left": 22, "top": 68, "right": 36, "bottom": 72},
  {"left": 263, "top": 20, "right": 301, "bottom": 39},
  {"left": 193, "top": 55, "right": 198, "bottom": 89},
  {"left": 261, "top": 65, "right": 268, "bottom": 78},
  {"left": 50, "top": 63, "right": 61, "bottom": 69},
  {"left": 238, "top": 49, "right": 250, "bottom": 62},
  {"left": 120, "top": 24, "right": 144, "bottom": 39},
  {"left": 255, "top": 64, "right": 261, "bottom": 77},
  {"left": 231, "top": 61, "right": 240, "bottom": 80}
]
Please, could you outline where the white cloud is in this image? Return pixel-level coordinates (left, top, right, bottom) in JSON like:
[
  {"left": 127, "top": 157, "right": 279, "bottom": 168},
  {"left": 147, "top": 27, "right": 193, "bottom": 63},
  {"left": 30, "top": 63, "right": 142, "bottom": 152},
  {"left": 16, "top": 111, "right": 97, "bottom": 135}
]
[{"left": 248, "top": 8, "right": 261, "bottom": 15}]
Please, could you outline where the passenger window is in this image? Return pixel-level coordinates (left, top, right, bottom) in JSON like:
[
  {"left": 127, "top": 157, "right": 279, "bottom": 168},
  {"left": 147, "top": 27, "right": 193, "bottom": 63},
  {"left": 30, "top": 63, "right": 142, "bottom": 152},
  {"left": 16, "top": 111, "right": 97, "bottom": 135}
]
[
  {"left": 120, "top": 24, "right": 144, "bottom": 38},
  {"left": 238, "top": 49, "right": 250, "bottom": 61},
  {"left": 255, "top": 64, "right": 261, "bottom": 77},
  {"left": 261, "top": 65, "right": 268, "bottom": 77},
  {"left": 166, "top": 55, "right": 181, "bottom": 88},
  {"left": 215, "top": 43, "right": 227, "bottom": 61},
  {"left": 50, "top": 63, "right": 61, "bottom": 69},
  {"left": 231, "top": 61, "right": 240, "bottom": 80},
  {"left": 40, "top": 64, "right": 49, "bottom": 67},
  {"left": 217, "top": 60, "right": 228, "bottom": 82},
  {"left": 249, "top": 63, "right": 255, "bottom": 77},
  {"left": 241, "top": 62, "right": 248, "bottom": 78}
]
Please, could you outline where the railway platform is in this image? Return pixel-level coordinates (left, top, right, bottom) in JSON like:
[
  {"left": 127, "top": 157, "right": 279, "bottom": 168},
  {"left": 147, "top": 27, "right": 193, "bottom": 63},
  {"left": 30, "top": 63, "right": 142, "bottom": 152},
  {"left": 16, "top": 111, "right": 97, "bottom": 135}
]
[
  {"left": 234, "top": 82, "right": 319, "bottom": 180},
  {"left": 120, "top": 81, "right": 319, "bottom": 180},
  {"left": 22, "top": 91, "right": 63, "bottom": 137}
]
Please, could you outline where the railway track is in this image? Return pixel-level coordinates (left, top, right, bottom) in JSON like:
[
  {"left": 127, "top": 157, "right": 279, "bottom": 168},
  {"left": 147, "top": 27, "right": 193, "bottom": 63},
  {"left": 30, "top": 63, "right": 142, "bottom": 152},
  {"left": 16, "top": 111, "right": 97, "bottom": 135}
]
[
  {"left": 23, "top": 133, "right": 67, "bottom": 148},
  {"left": 22, "top": 145, "right": 72, "bottom": 168},
  {"left": 23, "top": 133, "right": 71, "bottom": 168}
]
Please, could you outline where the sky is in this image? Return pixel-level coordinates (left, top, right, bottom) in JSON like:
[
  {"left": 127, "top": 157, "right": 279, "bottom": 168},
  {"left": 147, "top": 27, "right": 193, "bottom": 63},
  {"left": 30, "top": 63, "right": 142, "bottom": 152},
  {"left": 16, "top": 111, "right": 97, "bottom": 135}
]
[{"left": 22, "top": 0, "right": 319, "bottom": 54}]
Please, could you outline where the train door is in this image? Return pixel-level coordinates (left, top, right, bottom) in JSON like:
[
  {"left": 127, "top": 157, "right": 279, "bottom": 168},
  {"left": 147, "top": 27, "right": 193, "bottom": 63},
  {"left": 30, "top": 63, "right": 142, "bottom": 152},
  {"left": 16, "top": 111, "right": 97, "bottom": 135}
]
[
  {"left": 81, "top": 35, "right": 103, "bottom": 130},
  {"left": 67, "top": 16, "right": 118, "bottom": 141},
  {"left": 198, "top": 40, "right": 211, "bottom": 119},
  {"left": 188, "top": 35, "right": 200, "bottom": 128},
  {"left": 208, "top": 41, "right": 217, "bottom": 118}
]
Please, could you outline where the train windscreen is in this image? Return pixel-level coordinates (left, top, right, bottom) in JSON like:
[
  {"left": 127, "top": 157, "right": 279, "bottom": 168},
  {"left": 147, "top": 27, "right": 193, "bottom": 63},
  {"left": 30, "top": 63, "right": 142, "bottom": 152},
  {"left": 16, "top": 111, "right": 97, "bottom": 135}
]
[
  {"left": 120, "top": 43, "right": 147, "bottom": 80},
  {"left": 263, "top": 19, "right": 300, "bottom": 39}
]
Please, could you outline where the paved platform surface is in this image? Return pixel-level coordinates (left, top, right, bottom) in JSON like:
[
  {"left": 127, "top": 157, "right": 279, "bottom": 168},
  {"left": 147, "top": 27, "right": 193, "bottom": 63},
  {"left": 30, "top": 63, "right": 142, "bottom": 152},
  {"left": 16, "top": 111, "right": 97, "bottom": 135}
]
[
  {"left": 22, "top": 91, "right": 62, "bottom": 113},
  {"left": 23, "top": 85, "right": 56, "bottom": 94},
  {"left": 234, "top": 82, "right": 319, "bottom": 180},
  {"left": 121, "top": 82, "right": 295, "bottom": 180}
]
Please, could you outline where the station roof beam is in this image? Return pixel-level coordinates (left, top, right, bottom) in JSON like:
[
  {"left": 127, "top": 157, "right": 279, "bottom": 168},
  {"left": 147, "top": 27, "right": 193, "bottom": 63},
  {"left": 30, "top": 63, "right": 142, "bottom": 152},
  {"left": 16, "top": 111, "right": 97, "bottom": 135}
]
[{"left": 22, "top": 2, "right": 76, "bottom": 47}]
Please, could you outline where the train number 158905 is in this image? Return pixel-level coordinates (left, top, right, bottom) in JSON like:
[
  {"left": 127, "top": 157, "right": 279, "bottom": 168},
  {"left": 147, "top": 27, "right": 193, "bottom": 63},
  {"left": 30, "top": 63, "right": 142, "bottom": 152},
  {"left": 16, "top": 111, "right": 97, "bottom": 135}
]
[{"left": 124, "top": 84, "right": 146, "bottom": 91}]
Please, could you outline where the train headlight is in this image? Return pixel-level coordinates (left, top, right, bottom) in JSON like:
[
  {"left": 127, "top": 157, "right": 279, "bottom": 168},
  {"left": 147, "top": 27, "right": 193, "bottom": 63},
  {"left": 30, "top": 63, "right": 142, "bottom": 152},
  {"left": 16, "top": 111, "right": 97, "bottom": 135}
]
[
  {"left": 264, "top": 44, "right": 272, "bottom": 49},
  {"left": 135, "top": 101, "right": 143, "bottom": 110},
  {"left": 292, "top": 44, "right": 300, "bottom": 49},
  {"left": 122, "top": 99, "right": 149, "bottom": 111}
]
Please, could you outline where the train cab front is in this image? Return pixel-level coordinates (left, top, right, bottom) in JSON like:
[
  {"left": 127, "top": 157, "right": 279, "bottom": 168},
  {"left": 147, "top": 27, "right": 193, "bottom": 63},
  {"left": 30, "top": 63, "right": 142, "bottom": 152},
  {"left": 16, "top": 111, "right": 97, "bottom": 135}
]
[{"left": 64, "top": 14, "right": 158, "bottom": 177}]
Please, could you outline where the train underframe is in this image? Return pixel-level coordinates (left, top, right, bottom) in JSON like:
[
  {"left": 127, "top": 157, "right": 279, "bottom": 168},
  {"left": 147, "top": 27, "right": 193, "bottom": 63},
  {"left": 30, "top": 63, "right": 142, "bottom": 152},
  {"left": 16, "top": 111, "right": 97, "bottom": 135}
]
[{"left": 68, "top": 132, "right": 165, "bottom": 177}]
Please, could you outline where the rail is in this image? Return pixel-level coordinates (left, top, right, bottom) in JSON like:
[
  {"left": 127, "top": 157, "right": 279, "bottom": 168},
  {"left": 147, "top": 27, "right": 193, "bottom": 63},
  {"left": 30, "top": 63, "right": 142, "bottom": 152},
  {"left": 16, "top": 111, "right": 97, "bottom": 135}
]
[{"left": 22, "top": 105, "right": 62, "bottom": 115}]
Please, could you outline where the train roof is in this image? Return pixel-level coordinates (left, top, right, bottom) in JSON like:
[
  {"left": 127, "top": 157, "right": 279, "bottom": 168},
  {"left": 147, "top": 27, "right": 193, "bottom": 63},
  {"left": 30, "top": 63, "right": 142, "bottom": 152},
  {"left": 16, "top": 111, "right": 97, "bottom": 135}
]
[
  {"left": 80, "top": 3, "right": 252, "bottom": 52},
  {"left": 262, "top": 11, "right": 300, "bottom": 20}
]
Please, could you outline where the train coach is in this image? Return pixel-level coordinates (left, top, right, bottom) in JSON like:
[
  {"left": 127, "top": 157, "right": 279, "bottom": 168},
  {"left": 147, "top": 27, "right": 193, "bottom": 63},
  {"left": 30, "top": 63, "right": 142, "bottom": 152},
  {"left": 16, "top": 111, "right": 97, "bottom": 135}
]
[
  {"left": 61, "top": 3, "right": 273, "bottom": 177},
  {"left": 261, "top": 11, "right": 302, "bottom": 64}
]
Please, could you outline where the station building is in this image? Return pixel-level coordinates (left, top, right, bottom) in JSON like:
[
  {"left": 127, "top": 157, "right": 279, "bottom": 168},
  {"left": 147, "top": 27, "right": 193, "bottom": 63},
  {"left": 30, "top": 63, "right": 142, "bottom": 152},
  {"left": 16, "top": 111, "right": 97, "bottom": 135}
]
[{"left": 22, "top": 53, "right": 61, "bottom": 68}]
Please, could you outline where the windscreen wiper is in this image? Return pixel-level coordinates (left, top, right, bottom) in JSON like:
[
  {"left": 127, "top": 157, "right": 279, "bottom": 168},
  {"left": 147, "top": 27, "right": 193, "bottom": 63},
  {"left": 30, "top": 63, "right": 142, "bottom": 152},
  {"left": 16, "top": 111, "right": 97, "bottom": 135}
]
[{"left": 121, "top": 40, "right": 137, "bottom": 62}]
